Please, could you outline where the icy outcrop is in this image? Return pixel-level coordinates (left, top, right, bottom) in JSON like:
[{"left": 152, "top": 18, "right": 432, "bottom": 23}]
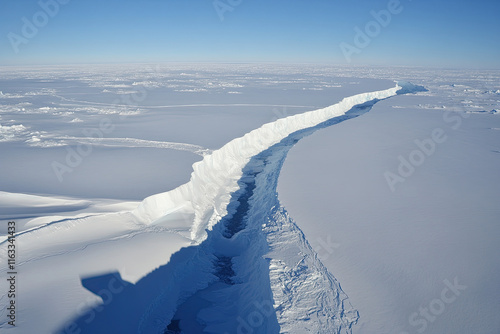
[
  {"left": 133, "top": 84, "right": 402, "bottom": 242},
  {"left": 395, "top": 81, "right": 428, "bottom": 95}
]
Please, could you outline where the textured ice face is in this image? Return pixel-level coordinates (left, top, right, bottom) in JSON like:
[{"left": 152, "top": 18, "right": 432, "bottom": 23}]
[{"left": 134, "top": 83, "right": 404, "bottom": 242}]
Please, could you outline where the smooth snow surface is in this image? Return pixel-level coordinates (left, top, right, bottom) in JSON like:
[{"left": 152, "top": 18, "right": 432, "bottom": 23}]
[{"left": 279, "top": 70, "right": 500, "bottom": 334}]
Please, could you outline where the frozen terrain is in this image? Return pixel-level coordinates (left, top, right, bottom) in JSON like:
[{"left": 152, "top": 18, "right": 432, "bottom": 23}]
[
  {"left": 0, "top": 64, "right": 499, "bottom": 334},
  {"left": 278, "top": 68, "right": 500, "bottom": 334}
]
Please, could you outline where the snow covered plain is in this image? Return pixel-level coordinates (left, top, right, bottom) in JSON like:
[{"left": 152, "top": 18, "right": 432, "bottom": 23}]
[{"left": 0, "top": 64, "right": 499, "bottom": 333}]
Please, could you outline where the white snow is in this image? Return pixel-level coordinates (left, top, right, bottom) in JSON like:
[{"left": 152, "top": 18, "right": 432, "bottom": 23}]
[
  {"left": 0, "top": 123, "right": 28, "bottom": 142},
  {"left": 278, "top": 71, "right": 500, "bottom": 334},
  {"left": 1, "top": 64, "right": 499, "bottom": 334}
]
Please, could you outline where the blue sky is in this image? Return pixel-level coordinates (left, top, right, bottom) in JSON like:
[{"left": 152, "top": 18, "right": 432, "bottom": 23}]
[{"left": 1, "top": 0, "right": 499, "bottom": 68}]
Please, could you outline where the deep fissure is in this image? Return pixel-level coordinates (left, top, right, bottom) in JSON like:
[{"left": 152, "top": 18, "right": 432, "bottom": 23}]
[{"left": 164, "top": 100, "right": 381, "bottom": 333}]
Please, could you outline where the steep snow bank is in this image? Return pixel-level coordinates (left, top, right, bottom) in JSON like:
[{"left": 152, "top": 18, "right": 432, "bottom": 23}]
[
  {"left": 135, "top": 100, "right": 384, "bottom": 333},
  {"left": 134, "top": 84, "right": 403, "bottom": 242}
]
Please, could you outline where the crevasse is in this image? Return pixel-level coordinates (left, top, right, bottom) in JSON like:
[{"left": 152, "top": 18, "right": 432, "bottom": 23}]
[{"left": 56, "top": 82, "right": 423, "bottom": 333}]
